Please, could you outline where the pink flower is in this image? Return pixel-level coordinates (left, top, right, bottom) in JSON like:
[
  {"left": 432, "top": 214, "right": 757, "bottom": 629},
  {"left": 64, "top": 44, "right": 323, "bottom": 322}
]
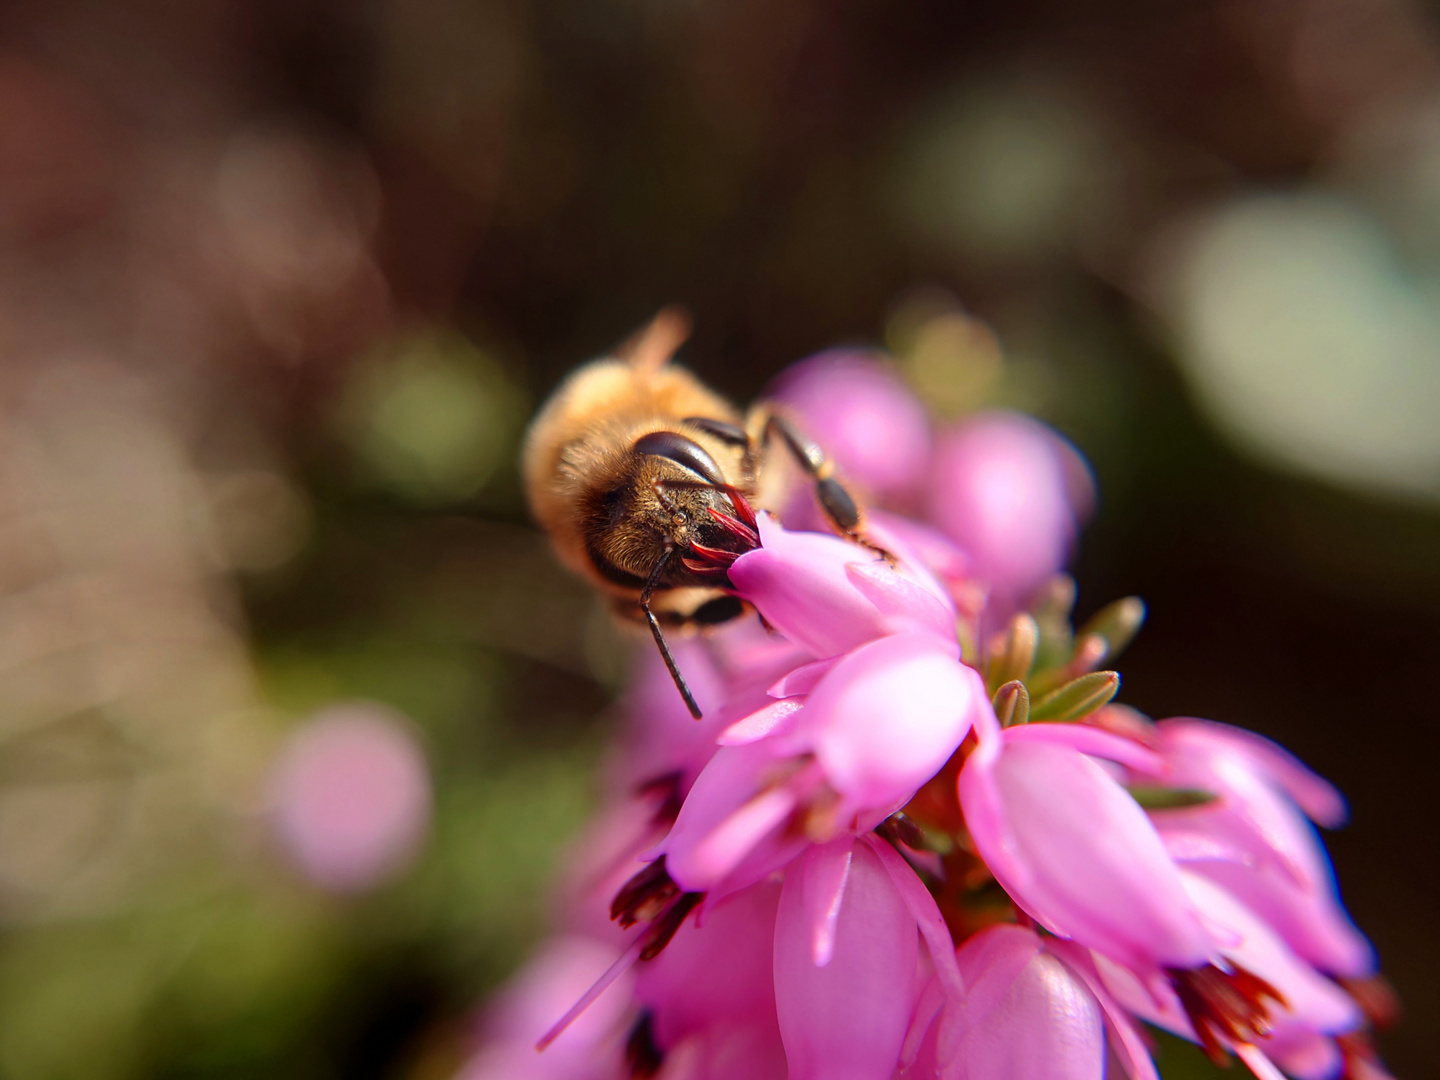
[
  {"left": 943, "top": 924, "right": 1106, "bottom": 1080},
  {"left": 727, "top": 513, "right": 956, "bottom": 661},
  {"left": 957, "top": 715, "right": 1214, "bottom": 972},
  {"left": 268, "top": 703, "right": 431, "bottom": 893},
  {"left": 657, "top": 633, "right": 983, "bottom": 895},
  {"left": 774, "top": 837, "right": 918, "bottom": 1080},
  {"left": 635, "top": 880, "right": 781, "bottom": 1047},
  {"left": 773, "top": 835, "right": 962, "bottom": 1080},
  {"left": 767, "top": 349, "right": 932, "bottom": 503},
  {"left": 1137, "top": 719, "right": 1375, "bottom": 978},
  {"left": 927, "top": 412, "right": 1093, "bottom": 617},
  {"left": 1088, "top": 870, "right": 1363, "bottom": 1079}
]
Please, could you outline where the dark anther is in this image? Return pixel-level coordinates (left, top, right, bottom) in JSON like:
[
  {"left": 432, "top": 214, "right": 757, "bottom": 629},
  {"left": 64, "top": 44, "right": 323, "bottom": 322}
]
[
  {"left": 625, "top": 1012, "right": 664, "bottom": 1079},
  {"left": 611, "top": 857, "right": 679, "bottom": 928},
  {"left": 878, "top": 811, "right": 927, "bottom": 851},
  {"left": 639, "top": 892, "right": 703, "bottom": 961},
  {"left": 1169, "top": 962, "right": 1287, "bottom": 1066},
  {"left": 634, "top": 773, "right": 685, "bottom": 827},
  {"left": 634, "top": 430, "right": 725, "bottom": 486},
  {"left": 1340, "top": 974, "right": 1401, "bottom": 1030}
]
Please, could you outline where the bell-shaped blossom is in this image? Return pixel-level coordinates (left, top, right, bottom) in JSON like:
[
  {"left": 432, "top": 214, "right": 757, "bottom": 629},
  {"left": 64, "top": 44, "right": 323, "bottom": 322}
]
[
  {"left": 927, "top": 412, "right": 1093, "bottom": 618},
  {"left": 634, "top": 879, "right": 782, "bottom": 1056},
  {"left": 654, "top": 737, "right": 814, "bottom": 895},
  {"left": 767, "top": 349, "right": 933, "bottom": 503},
  {"left": 268, "top": 703, "right": 432, "bottom": 893},
  {"left": 943, "top": 924, "right": 1106, "bottom": 1080},
  {"left": 1137, "top": 719, "right": 1375, "bottom": 978},
  {"left": 958, "top": 716, "right": 1214, "bottom": 971},
  {"left": 1089, "top": 871, "right": 1363, "bottom": 1078},
  {"left": 658, "top": 633, "right": 982, "bottom": 894},
  {"left": 774, "top": 836, "right": 920, "bottom": 1080},
  {"left": 785, "top": 633, "right": 983, "bottom": 815},
  {"left": 728, "top": 514, "right": 957, "bottom": 661}
]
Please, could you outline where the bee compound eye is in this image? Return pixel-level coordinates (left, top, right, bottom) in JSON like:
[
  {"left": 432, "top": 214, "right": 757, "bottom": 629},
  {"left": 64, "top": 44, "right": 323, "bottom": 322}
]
[{"left": 633, "top": 430, "right": 725, "bottom": 487}]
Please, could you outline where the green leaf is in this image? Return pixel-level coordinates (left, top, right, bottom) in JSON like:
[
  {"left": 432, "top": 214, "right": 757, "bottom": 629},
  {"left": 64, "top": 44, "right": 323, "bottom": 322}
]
[
  {"left": 1128, "top": 786, "right": 1219, "bottom": 810},
  {"left": 1078, "top": 597, "right": 1146, "bottom": 664},
  {"left": 986, "top": 614, "right": 1038, "bottom": 691},
  {"left": 1029, "top": 670, "right": 1119, "bottom": 722},
  {"left": 992, "top": 680, "right": 1030, "bottom": 727}
]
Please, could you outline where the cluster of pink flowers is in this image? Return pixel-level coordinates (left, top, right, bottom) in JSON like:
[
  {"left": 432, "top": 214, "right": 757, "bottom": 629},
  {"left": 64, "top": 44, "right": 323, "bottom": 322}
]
[{"left": 462, "top": 353, "right": 1396, "bottom": 1080}]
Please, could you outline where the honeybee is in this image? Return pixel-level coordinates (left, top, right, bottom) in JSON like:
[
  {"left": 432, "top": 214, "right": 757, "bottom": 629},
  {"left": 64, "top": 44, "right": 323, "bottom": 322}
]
[{"left": 523, "top": 309, "right": 867, "bottom": 718}]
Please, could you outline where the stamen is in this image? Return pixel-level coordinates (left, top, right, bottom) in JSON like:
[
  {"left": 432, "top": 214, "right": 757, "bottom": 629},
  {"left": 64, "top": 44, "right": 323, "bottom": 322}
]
[
  {"left": 536, "top": 935, "right": 645, "bottom": 1051},
  {"left": 1168, "top": 962, "right": 1287, "bottom": 1066},
  {"left": 634, "top": 772, "right": 685, "bottom": 827},
  {"left": 611, "top": 857, "right": 679, "bottom": 928},
  {"left": 638, "top": 892, "right": 703, "bottom": 960}
]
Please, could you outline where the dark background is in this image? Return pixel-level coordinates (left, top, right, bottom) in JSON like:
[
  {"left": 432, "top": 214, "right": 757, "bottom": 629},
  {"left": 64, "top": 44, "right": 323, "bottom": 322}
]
[{"left": 0, "top": 0, "right": 1432, "bottom": 1076}]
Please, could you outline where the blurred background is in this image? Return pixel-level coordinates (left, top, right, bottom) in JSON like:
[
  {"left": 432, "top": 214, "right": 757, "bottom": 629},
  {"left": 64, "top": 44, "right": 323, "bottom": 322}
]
[{"left": 0, "top": 0, "right": 1434, "bottom": 1076}]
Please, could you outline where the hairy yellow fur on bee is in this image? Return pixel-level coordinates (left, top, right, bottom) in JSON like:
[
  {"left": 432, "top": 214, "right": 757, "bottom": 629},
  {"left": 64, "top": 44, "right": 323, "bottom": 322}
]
[{"left": 522, "top": 355, "right": 744, "bottom": 599}]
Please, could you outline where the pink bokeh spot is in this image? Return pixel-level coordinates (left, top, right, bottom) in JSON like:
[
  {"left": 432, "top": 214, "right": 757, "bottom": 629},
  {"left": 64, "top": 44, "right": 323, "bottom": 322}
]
[
  {"left": 928, "top": 411, "right": 1094, "bottom": 614},
  {"left": 269, "top": 703, "right": 432, "bottom": 893}
]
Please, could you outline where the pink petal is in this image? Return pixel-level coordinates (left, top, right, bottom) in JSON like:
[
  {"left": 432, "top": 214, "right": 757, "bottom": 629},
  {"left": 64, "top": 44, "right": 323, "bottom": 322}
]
[
  {"left": 1264, "top": 1029, "right": 1344, "bottom": 1080},
  {"left": 928, "top": 412, "right": 1089, "bottom": 611},
  {"left": 945, "top": 925, "right": 1105, "bottom": 1080},
  {"left": 1180, "top": 872, "right": 1362, "bottom": 1034},
  {"left": 1003, "top": 721, "right": 1164, "bottom": 774},
  {"left": 1160, "top": 829, "right": 1252, "bottom": 866},
  {"left": 1043, "top": 941, "right": 1160, "bottom": 1080},
  {"left": 1235, "top": 1043, "right": 1290, "bottom": 1080},
  {"left": 775, "top": 839, "right": 919, "bottom": 1080},
  {"left": 657, "top": 741, "right": 805, "bottom": 891},
  {"left": 958, "top": 737, "right": 1213, "bottom": 970},
  {"left": 845, "top": 561, "right": 956, "bottom": 642},
  {"left": 729, "top": 516, "right": 899, "bottom": 659},
  {"left": 900, "top": 975, "right": 946, "bottom": 1072},
  {"left": 865, "top": 835, "right": 963, "bottom": 998},
  {"left": 681, "top": 1022, "right": 790, "bottom": 1080},
  {"left": 1191, "top": 856, "right": 1375, "bottom": 978},
  {"left": 769, "top": 656, "right": 841, "bottom": 699},
  {"left": 1157, "top": 720, "right": 1347, "bottom": 828},
  {"left": 798, "top": 633, "right": 979, "bottom": 810},
  {"left": 689, "top": 787, "right": 801, "bottom": 891},
  {"left": 635, "top": 880, "right": 782, "bottom": 1046},
  {"left": 866, "top": 511, "right": 972, "bottom": 588},
  {"left": 718, "top": 698, "right": 806, "bottom": 746},
  {"left": 800, "top": 835, "right": 855, "bottom": 967}
]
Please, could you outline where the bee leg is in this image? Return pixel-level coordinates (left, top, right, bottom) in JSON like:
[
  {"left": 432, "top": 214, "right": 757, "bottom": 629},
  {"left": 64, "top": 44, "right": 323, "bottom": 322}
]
[
  {"left": 755, "top": 410, "right": 890, "bottom": 558},
  {"left": 641, "top": 547, "right": 704, "bottom": 720}
]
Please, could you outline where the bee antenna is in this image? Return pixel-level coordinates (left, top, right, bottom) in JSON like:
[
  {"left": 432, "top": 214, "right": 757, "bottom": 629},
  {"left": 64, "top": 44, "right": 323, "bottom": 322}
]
[
  {"left": 640, "top": 547, "right": 704, "bottom": 720},
  {"left": 621, "top": 306, "right": 692, "bottom": 375}
]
